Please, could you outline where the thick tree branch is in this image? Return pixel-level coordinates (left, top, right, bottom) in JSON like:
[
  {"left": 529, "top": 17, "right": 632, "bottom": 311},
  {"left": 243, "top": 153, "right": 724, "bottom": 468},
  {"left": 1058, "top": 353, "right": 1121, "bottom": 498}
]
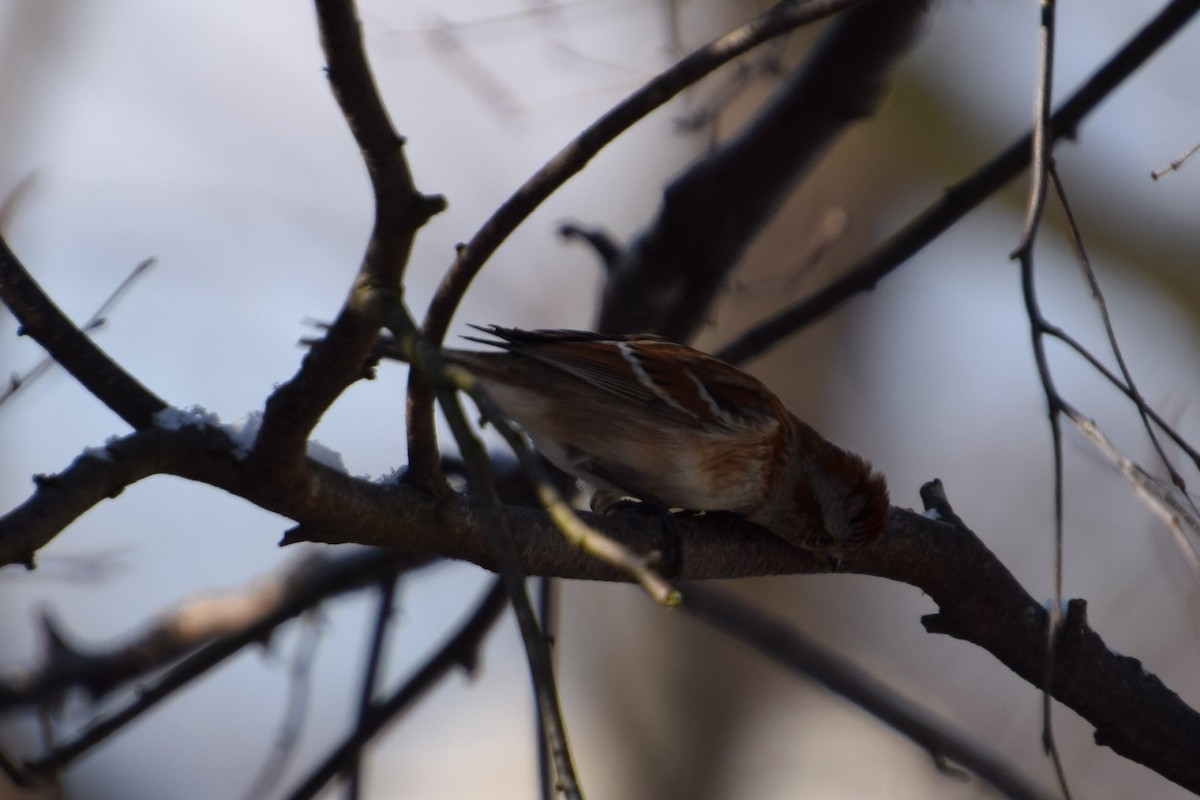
[
  {"left": 598, "top": 0, "right": 928, "bottom": 340},
  {"left": 2, "top": 424, "right": 1197, "bottom": 793}
]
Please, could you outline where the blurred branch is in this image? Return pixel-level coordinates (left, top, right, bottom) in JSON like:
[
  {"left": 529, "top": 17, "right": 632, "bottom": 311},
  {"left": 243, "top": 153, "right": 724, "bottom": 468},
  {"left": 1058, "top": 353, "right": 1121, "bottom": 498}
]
[
  {"left": 240, "top": 615, "right": 322, "bottom": 800},
  {"left": 346, "top": 574, "right": 399, "bottom": 800},
  {"left": 252, "top": 0, "right": 444, "bottom": 477},
  {"left": 597, "top": 0, "right": 928, "bottom": 339},
  {"left": 673, "top": 38, "right": 789, "bottom": 138},
  {"left": 408, "top": 0, "right": 866, "bottom": 475},
  {"left": 681, "top": 584, "right": 1055, "bottom": 800},
  {"left": 6, "top": 551, "right": 421, "bottom": 782},
  {"left": 283, "top": 578, "right": 508, "bottom": 800},
  {"left": 557, "top": 221, "right": 621, "bottom": 270},
  {"left": 716, "top": 0, "right": 1200, "bottom": 366},
  {"left": 0, "top": 551, "right": 417, "bottom": 712},
  {"left": 0, "top": 233, "right": 167, "bottom": 429}
]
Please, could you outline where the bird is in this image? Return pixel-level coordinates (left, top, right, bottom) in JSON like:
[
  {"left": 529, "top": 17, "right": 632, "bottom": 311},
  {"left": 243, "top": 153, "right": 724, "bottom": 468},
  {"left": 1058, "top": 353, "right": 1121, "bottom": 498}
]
[{"left": 440, "top": 325, "right": 890, "bottom": 558}]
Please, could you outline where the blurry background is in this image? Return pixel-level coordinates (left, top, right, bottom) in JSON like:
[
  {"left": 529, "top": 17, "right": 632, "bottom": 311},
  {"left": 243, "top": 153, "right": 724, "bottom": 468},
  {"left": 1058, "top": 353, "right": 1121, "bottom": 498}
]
[{"left": 2, "top": 1, "right": 1199, "bottom": 798}]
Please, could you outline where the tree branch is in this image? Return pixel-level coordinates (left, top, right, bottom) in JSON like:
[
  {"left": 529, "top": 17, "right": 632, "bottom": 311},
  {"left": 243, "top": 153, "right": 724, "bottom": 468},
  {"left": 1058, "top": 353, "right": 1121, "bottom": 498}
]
[
  {"left": 2, "top": 422, "right": 1197, "bottom": 793},
  {"left": 7, "top": 551, "right": 421, "bottom": 781},
  {"left": 252, "top": 0, "right": 444, "bottom": 475},
  {"left": 716, "top": 0, "right": 1200, "bottom": 365},
  {"left": 681, "top": 584, "right": 1055, "bottom": 800},
  {"left": 598, "top": 0, "right": 928, "bottom": 340},
  {"left": 282, "top": 578, "right": 508, "bottom": 800}
]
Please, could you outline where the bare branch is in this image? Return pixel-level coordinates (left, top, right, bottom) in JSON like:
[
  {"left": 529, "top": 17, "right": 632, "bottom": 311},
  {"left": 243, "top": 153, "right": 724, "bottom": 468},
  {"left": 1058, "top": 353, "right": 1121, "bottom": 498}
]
[
  {"left": 380, "top": 303, "right": 585, "bottom": 798},
  {"left": 240, "top": 617, "right": 322, "bottom": 800},
  {"left": 716, "top": 0, "right": 1200, "bottom": 366},
  {"left": 3, "top": 416, "right": 1200, "bottom": 791},
  {"left": 346, "top": 576, "right": 399, "bottom": 799},
  {"left": 0, "top": 552, "right": 416, "bottom": 713},
  {"left": 7, "top": 551, "right": 420, "bottom": 783},
  {"left": 1008, "top": 0, "right": 1075, "bottom": 792},
  {"left": 1049, "top": 165, "right": 1200, "bottom": 524},
  {"left": 1151, "top": 138, "right": 1200, "bottom": 179},
  {"left": 252, "top": 0, "right": 444, "bottom": 474},
  {"left": 1045, "top": 324, "right": 1200, "bottom": 469},
  {"left": 681, "top": 584, "right": 1055, "bottom": 800},
  {"left": 1064, "top": 406, "right": 1200, "bottom": 569},
  {"left": 282, "top": 579, "right": 508, "bottom": 800},
  {"left": 535, "top": 576, "right": 558, "bottom": 800},
  {"left": 598, "top": 0, "right": 928, "bottom": 339}
]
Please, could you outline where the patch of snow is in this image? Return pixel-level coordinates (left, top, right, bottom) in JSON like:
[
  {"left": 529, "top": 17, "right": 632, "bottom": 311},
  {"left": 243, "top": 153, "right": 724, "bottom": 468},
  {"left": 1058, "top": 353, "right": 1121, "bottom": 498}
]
[
  {"left": 306, "top": 439, "right": 347, "bottom": 473},
  {"left": 223, "top": 411, "right": 263, "bottom": 460},
  {"left": 376, "top": 466, "right": 406, "bottom": 485},
  {"left": 153, "top": 405, "right": 220, "bottom": 430},
  {"left": 82, "top": 446, "right": 113, "bottom": 463}
]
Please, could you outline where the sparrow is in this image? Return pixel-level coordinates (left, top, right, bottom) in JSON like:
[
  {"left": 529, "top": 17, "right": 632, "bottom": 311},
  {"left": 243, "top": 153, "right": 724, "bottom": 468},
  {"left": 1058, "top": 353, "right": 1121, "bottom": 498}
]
[{"left": 441, "top": 326, "right": 889, "bottom": 557}]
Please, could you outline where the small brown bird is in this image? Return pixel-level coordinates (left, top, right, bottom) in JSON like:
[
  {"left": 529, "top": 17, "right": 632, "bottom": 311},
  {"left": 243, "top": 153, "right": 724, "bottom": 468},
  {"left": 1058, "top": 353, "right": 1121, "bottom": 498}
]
[{"left": 443, "top": 326, "right": 889, "bottom": 557}]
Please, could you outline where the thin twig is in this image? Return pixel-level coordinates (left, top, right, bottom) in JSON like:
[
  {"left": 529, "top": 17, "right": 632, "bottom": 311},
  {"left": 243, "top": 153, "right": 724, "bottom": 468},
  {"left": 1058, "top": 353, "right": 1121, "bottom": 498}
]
[
  {"left": 1044, "top": 326, "right": 1200, "bottom": 469},
  {"left": 282, "top": 579, "right": 509, "bottom": 800},
  {"left": 1049, "top": 165, "right": 1200, "bottom": 524},
  {"left": 241, "top": 616, "right": 323, "bottom": 800},
  {"left": 382, "top": 300, "right": 585, "bottom": 799},
  {"left": 0, "top": 172, "right": 38, "bottom": 232},
  {"left": 346, "top": 576, "right": 399, "bottom": 799},
  {"left": 1151, "top": 138, "right": 1200, "bottom": 179},
  {"left": 1010, "top": 1, "right": 1073, "bottom": 795}
]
